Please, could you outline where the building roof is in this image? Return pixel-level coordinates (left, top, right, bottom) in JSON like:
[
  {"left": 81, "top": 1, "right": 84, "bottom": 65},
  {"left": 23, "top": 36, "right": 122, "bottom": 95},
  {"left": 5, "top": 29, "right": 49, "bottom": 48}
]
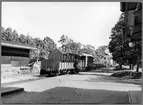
[
  {"left": 56, "top": 48, "right": 65, "bottom": 54},
  {"left": 1, "top": 41, "right": 37, "bottom": 50},
  {"left": 120, "top": 2, "right": 138, "bottom": 12}
]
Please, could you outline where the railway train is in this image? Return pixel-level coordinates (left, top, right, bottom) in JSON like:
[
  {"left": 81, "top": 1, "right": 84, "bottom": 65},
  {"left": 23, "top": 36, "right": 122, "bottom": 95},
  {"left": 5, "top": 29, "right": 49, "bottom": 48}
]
[{"left": 40, "top": 48, "right": 94, "bottom": 76}]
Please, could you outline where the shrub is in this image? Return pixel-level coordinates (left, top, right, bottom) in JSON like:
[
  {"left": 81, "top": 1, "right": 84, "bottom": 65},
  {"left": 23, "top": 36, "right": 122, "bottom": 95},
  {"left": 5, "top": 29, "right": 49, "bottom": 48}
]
[
  {"left": 111, "top": 71, "right": 131, "bottom": 77},
  {"left": 111, "top": 71, "right": 142, "bottom": 79},
  {"left": 131, "top": 72, "right": 142, "bottom": 79}
]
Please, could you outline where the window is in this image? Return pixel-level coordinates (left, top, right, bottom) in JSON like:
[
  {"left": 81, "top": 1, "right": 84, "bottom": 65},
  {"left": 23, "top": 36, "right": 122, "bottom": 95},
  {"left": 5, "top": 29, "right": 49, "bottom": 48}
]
[
  {"left": 134, "top": 16, "right": 142, "bottom": 25},
  {"left": 63, "top": 55, "right": 66, "bottom": 61},
  {"left": 67, "top": 55, "right": 69, "bottom": 61}
]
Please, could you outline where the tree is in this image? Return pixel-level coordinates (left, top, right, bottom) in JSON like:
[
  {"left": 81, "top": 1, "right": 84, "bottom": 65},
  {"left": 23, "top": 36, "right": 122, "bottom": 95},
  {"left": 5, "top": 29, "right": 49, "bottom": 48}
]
[
  {"left": 80, "top": 44, "right": 95, "bottom": 56},
  {"left": 12, "top": 30, "right": 19, "bottom": 42},
  {"left": 34, "top": 38, "right": 43, "bottom": 48},
  {"left": 25, "top": 35, "right": 35, "bottom": 46},
  {"left": 94, "top": 46, "right": 110, "bottom": 65},
  {"left": 1, "top": 27, "right": 7, "bottom": 41},
  {"left": 30, "top": 38, "right": 43, "bottom": 60},
  {"left": 18, "top": 34, "right": 26, "bottom": 44},
  {"left": 1, "top": 27, "right": 19, "bottom": 43},
  {"left": 58, "top": 34, "right": 69, "bottom": 52},
  {"left": 43, "top": 36, "right": 57, "bottom": 52},
  {"left": 58, "top": 35, "right": 81, "bottom": 53},
  {"left": 108, "top": 12, "right": 142, "bottom": 71},
  {"left": 1, "top": 26, "right": 58, "bottom": 62},
  {"left": 41, "top": 36, "right": 57, "bottom": 58},
  {"left": 108, "top": 13, "right": 127, "bottom": 69},
  {"left": 5, "top": 27, "right": 13, "bottom": 41}
]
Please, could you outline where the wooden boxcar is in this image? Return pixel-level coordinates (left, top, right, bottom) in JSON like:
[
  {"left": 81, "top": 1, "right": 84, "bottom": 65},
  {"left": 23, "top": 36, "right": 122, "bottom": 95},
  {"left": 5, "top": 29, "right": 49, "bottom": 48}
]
[
  {"left": 40, "top": 48, "right": 81, "bottom": 76},
  {"left": 40, "top": 59, "right": 59, "bottom": 76}
]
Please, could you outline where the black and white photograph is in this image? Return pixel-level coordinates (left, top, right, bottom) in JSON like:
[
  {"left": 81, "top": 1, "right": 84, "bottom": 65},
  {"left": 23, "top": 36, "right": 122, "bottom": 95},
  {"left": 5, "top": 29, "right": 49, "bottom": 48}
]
[{"left": 1, "top": 1, "right": 142, "bottom": 104}]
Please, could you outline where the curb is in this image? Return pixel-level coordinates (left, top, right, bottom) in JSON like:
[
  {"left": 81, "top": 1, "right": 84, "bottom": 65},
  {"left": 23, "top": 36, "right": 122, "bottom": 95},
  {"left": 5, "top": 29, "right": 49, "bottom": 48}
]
[{"left": 1, "top": 87, "right": 24, "bottom": 97}]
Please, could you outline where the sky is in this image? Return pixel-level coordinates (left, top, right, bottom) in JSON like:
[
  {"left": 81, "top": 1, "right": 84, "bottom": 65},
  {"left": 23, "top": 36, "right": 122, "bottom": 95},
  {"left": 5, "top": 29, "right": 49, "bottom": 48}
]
[{"left": 2, "top": 2, "right": 121, "bottom": 49}]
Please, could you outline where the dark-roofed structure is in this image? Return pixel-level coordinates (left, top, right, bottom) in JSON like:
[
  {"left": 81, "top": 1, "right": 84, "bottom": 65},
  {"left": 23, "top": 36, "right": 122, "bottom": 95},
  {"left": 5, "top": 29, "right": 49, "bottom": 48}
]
[
  {"left": 120, "top": 2, "right": 142, "bottom": 41},
  {"left": 1, "top": 40, "right": 37, "bottom": 66}
]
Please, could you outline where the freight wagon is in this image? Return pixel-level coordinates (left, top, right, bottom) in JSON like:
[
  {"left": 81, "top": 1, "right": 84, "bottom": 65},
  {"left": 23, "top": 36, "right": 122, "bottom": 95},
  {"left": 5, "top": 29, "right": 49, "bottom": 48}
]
[{"left": 40, "top": 48, "right": 94, "bottom": 76}]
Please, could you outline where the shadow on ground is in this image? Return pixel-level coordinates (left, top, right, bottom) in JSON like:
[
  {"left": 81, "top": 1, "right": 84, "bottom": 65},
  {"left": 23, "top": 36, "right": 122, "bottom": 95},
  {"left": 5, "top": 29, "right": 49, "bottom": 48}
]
[
  {"left": 85, "top": 76, "right": 141, "bottom": 85},
  {"left": 89, "top": 67, "right": 130, "bottom": 73},
  {"left": 78, "top": 72, "right": 112, "bottom": 76},
  {"left": 77, "top": 72, "right": 141, "bottom": 85},
  {"left": 77, "top": 68, "right": 141, "bottom": 85},
  {"left": 1, "top": 86, "right": 129, "bottom": 104}
]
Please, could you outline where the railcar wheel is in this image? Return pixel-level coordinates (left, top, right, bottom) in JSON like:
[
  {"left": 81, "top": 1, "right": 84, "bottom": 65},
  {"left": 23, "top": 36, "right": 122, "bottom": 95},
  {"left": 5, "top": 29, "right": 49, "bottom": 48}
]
[
  {"left": 67, "top": 70, "right": 70, "bottom": 74},
  {"left": 40, "top": 69, "right": 46, "bottom": 75},
  {"left": 56, "top": 71, "right": 60, "bottom": 76},
  {"left": 65, "top": 70, "right": 68, "bottom": 74},
  {"left": 70, "top": 69, "right": 74, "bottom": 74},
  {"left": 50, "top": 72, "right": 52, "bottom": 76}
]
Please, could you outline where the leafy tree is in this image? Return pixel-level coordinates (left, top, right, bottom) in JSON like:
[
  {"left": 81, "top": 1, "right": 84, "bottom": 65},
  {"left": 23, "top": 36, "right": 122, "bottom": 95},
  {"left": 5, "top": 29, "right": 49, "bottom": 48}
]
[
  {"left": 18, "top": 34, "right": 27, "bottom": 44},
  {"left": 34, "top": 38, "right": 43, "bottom": 48},
  {"left": 108, "top": 13, "right": 127, "bottom": 69},
  {"left": 67, "top": 41, "right": 81, "bottom": 54},
  {"left": 58, "top": 35, "right": 81, "bottom": 54},
  {"left": 29, "top": 49, "right": 40, "bottom": 61},
  {"left": 5, "top": 27, "right": 13, "bottom": 41},
  {"left": 43, "top": 36, "right": 57, "bottom": 52},
  {"left": 1, "top": 26, "right": 57, "bottom": 62},
  {"left": 58, "top": 34, "right": 69, "bottom": 52},
  {"left": 1, "top": 27, "right": 7, "bottom": 41},
  {"left": 11, "top": 30, "right": 19, "bottom": 42},
  {"left": 25, "top": 35, "right": 35, "bottom": 46},
  {"left": 94, "top": 46, "right": 110, "bottom": 64},
  {"left": 80, "top": 44, "right": 95, "bottom": 56},
  {"left": 41, "top": 36, "right": 57, "bottom": 58},
  {"left": 108, "top": 12, "right": 142, "bottom": 71},
  {"left": 1, "top": 27, "right": 19, "bottom": 43}
]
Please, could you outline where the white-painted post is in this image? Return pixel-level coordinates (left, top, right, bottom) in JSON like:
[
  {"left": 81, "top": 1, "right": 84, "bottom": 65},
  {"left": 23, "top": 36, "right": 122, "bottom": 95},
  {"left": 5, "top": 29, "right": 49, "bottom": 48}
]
[{"left": 85, "top": 56, "right": 88, "bottom": 67}]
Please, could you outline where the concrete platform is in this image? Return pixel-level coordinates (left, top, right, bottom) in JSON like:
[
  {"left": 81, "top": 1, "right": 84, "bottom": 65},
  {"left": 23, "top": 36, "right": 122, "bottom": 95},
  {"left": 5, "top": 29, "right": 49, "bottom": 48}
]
[
  {"left": 1, "top": 87, "right": 24, "bottom": 97},
  {"left": 1, "top": 74, "right": 46, "bottom": 87},
  {"left": 128, "top": 91, "right": 141, "bottom": 104}
]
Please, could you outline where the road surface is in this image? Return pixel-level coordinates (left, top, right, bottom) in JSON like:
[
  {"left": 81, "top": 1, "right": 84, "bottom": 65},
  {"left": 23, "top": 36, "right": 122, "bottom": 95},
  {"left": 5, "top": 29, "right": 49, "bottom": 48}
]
[{"left": 1, "top": 70, "right": 141, "bottom": 104}]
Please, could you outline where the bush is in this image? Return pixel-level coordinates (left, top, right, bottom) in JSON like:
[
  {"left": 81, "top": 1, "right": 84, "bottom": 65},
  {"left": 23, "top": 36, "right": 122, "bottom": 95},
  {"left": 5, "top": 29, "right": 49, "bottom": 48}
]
[
  {"left": 92, "top": 63, "right": 106, "bottom": 69},
  {"left": 113, "top": 65, "right": 129, "bottom": 71},
  {"left": 111, "top": 71, "right": 142, "bottom": 79},
  {"left": 111, "top": 71, "right": 131, "bottom": 77},
  {"left": 131, "top": 72, "right": 142, "bottom": 79}
]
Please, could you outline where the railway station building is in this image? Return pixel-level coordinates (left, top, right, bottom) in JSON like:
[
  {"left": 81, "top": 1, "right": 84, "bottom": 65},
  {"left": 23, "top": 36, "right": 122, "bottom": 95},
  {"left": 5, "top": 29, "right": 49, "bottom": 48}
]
[
  {"left": 1, "top": 40, "right": 37, "bottom": 67},
  {"left": 120, "top": 2, "right": 142, "bottom": 42}
]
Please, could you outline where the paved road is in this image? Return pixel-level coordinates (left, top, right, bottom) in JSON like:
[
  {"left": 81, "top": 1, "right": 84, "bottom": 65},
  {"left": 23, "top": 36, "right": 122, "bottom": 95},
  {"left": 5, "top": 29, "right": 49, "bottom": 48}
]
[{"left": 1, "top": 71, "right": 141, "bottom": 104}]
